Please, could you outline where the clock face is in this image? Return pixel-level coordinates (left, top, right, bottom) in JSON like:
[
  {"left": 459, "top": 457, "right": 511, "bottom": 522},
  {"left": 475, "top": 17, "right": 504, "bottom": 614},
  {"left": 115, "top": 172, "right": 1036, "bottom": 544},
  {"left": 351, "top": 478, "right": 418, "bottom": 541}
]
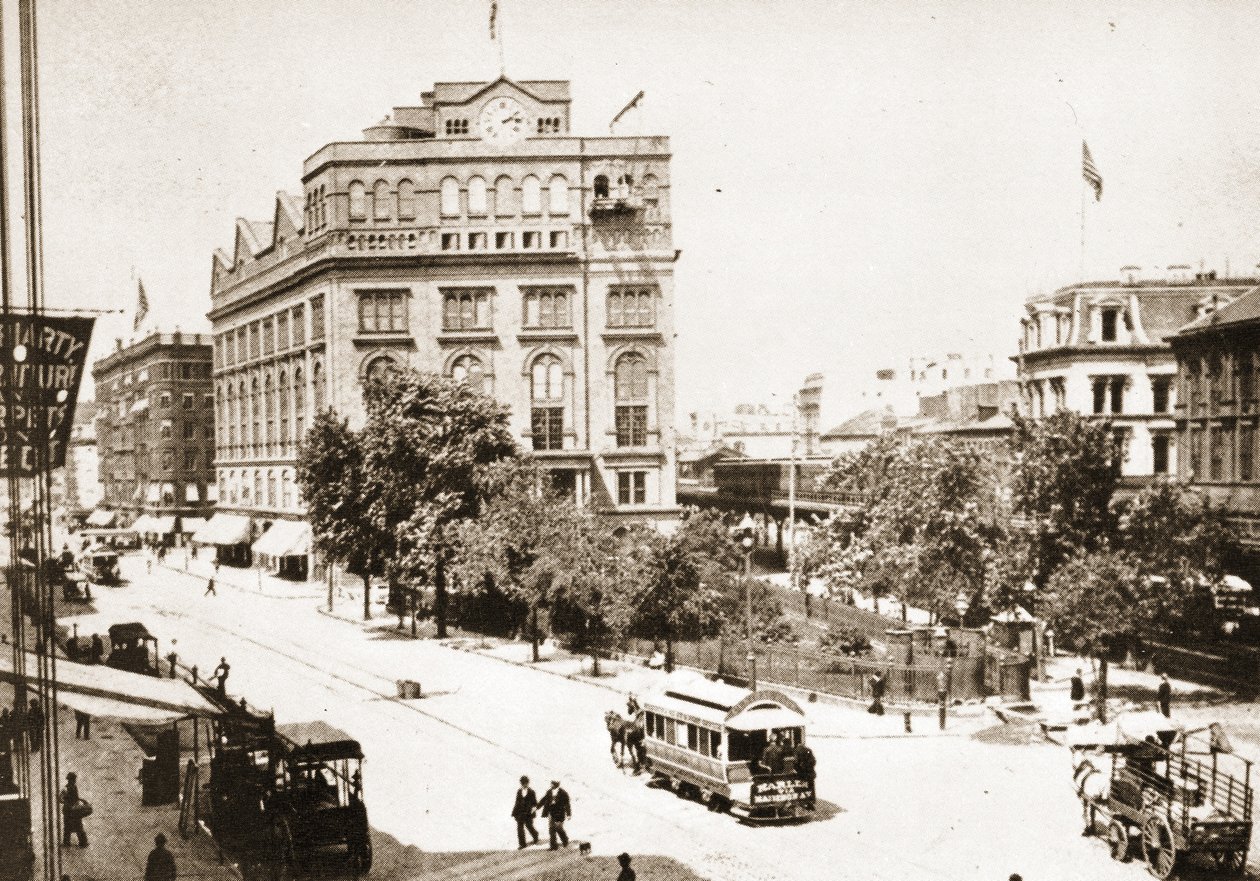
[{"left": 478, "top": 97, "right": 528, "bottom": 144}]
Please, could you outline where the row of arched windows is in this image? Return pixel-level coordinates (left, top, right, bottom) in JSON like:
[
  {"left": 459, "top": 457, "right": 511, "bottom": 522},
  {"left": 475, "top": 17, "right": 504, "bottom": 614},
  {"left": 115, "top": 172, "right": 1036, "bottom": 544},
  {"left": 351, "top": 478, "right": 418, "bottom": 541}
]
[
  {"left": 440, "top": 174, "right": 570, "bottom": 218},
  {"left": 220, "top": 467, "right": 295, "bottom": 509},
  {"left": 217, "top": 359, "right": 325, "bottom": 458}
]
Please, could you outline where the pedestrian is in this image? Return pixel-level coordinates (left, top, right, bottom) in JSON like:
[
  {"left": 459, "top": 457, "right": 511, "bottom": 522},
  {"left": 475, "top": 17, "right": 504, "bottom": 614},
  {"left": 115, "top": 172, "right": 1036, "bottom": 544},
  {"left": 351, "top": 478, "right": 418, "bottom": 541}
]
[
  {"left": 759, "top": 732, "right": 786, "bottom": 774},
  {"left": 0, "top": 707, "right": 11, "bottom": 751},
  {"left": 511, "top": 775, "right": 540, "bottom": 849},
  {"left": 626, "top": 721, "right": 646, "bottom": 774},
  {"left": 61, "top": 772, "right": 88, "bottom": 847},
  {"left": 203, "top": 577, "right": 216, "bottom": 597},
  {"left": 617, "top": 853, "right": 636, "bottom": 881},
  {"left": 27, "top": 699, "right": 43, "bottom": 753},
  {"left": 1070, "top": 668, "right": 1086, "bottom": 704},
  {"left": 74, "top": 709, "right": 91, "bottom": 740},
  {"left": 868, "top": 670, "right": 886, "bottom": 716},
  {"left": 937, "top": 667, "right": 949, "bottom": 731},
  {"left": 537, "top": 780, "right": 571, "bottom": 850},
  {"left": 792, "top": 739, "right": 817, "bottom": 781},
  {"left": 145, "top": 833, "right": 176, "bottom": 881},
  {"left": 167, "top": 649, "right": 179, "bottom": 679},
  {"left": 213, "top": 657, "right": 230, "bottom": 696},
  {"left": 90, "top": 633, "right": 105, "bottom": 665},
  {"left": 1157, "top": 673, "right": 1172, "bottom": 718}
]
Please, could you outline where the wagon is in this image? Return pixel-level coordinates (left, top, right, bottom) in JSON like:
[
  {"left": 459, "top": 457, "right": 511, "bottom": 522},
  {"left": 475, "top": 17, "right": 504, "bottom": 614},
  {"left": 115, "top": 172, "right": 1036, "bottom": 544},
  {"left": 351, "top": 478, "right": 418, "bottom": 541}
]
[{"left": 1071, "top": 712, "right": 1252, "bottom": 878}]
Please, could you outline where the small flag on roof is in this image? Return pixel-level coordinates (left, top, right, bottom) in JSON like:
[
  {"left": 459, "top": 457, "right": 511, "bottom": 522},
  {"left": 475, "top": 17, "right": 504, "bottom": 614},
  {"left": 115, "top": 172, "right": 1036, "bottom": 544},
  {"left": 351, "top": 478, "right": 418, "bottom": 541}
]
[
  {"left": 134, "top": 279, "right": 149, "bottom": 332},
  {"left": 1082, "top": 140, "right": 1103, "bottom": 201}
]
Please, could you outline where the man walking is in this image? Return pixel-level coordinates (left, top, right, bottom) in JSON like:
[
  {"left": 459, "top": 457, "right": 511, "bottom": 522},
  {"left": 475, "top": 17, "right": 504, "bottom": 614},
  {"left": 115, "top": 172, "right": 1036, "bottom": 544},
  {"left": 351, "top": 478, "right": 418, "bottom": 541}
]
[
  {"left": 537, "top": 780, "right": 571, "bottom": 850},
  {"left": 145, "top": 833, "right": 176, "bottom": 881},
  {"left": 1157, "top": 673, "right": 1172, "bottom": 718},
  {"left": 204, "top": 576, "right": 217, "bottom": 597},
  {"left": 937, "top": 666, "right": 950, "bottom": 731},
  {"left": 74, "top": 709, "right": 91, "bottom": 740},
  {"left": 868, "top": 670, "right": 886, "bottom": 716},
  {"left": 212, "top": 657, "right": 230, "bottom": 697},
  {"left": 1070, "top": 668, "right": 1086, "bottom": 704},
  {"left": 511, "top": 775, "right": 539, "bottom": 849},
  {"left": 61, "top": 772, "right": 88, "bottom": 847}
]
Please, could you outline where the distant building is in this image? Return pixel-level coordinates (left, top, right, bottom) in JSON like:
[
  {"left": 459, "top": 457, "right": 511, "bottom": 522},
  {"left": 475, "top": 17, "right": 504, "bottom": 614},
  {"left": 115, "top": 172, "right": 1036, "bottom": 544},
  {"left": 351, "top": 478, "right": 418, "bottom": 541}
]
[
  {"left": 684, "top": 403, "right": 797, "bottom": 459},
  {"left": 1017, "top": 267, "right": 1258, "bottom": 482},
  {"left": 91, "top": 332, "right": 217, "bottom": 541},
  {"left": 64, "top": 400, "right": 100, "bottom": 514}
]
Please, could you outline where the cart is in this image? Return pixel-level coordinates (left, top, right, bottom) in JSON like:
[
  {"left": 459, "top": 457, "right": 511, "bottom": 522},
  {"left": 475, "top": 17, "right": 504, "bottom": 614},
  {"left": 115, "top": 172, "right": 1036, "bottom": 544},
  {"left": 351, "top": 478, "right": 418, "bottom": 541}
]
[
  {"left": 106, "top": 622, "right": 161, "bottom": 676},
  {"left": 1071, "top": 712, "right": 1252, "bottom": 878}
]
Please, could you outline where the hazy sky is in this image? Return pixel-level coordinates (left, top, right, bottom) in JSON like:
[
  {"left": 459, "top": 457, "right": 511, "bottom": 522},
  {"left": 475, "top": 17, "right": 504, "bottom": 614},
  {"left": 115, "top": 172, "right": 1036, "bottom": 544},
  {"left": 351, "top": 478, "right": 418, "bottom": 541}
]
[{"left": 25, "top": 0, "right": 1260, "bottom": 418}]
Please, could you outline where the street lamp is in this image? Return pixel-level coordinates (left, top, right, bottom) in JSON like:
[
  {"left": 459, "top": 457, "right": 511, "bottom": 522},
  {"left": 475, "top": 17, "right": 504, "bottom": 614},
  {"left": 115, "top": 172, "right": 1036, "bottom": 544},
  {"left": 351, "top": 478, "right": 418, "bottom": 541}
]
[{"left": 737, "top": 513, "right": 757, "bottom": 690}]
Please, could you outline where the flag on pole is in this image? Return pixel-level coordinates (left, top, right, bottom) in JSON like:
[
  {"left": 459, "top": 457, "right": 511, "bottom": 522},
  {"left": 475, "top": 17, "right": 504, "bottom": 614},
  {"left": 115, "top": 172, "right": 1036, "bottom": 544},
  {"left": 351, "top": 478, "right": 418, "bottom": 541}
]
[
  {"left": 610, "top": 90, "right": 645, "bottom": 133},
  {"left": 134, "top": 279, "right": 149, "bottom": 332},
  {"left": 1082, "top": 140, "right": 1103, "bottom": 201},
  {"left": 489, "top": 0, "right": 498, "bottom": 39}
]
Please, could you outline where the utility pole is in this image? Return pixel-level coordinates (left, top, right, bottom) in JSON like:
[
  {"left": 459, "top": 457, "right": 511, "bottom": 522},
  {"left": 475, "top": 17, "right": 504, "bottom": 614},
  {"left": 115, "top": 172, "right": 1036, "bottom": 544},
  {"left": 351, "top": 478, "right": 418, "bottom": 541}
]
[{"left": 787, "top": 391, "right": 800, "bottom": 613}]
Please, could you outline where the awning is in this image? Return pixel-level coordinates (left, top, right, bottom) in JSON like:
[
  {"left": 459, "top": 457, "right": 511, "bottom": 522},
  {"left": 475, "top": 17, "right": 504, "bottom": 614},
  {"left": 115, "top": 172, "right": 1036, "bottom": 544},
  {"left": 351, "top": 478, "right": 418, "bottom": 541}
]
[
  {"left": 130, "top": 514, "right": 155, "bottom": 534},
  {"left": 207, "top": 484, "right": 219, "bottom": 502},
  {"left": 146, "top": 484, "right": 160, "bottom": 503},
  {"left": 180, "top": 517, "right": 207, "bottom": 535},
  {"left": 129, "top": 398, "right": 149, "bottom": 414},
  {"left": 0, "top": 653, "right": 219, "bottom": 721},
  {"left": 186, "top": 483, "right": 200, "bottom": 503},
  {"left": 192, "top": 513, "right": 252, "bottom": 545},
  {"left": 252, "top": 520, "right": 312, "bottom": 558},
  {"left": 150, "top": 516, "right": 176, "bottom": 535},
  {"left": 85, "top": 509, "right": 115, "bottom": 528}
]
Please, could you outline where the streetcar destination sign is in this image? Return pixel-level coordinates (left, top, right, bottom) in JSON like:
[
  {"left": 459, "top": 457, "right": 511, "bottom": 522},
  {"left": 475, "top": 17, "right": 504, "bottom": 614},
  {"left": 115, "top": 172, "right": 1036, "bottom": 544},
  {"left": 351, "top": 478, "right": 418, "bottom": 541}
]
[
  {"left": 750, "top": 777, "right": 814, "bottom": 806},
  {"left": 0, "top": 314, "right": 94, "bottom": 474}
]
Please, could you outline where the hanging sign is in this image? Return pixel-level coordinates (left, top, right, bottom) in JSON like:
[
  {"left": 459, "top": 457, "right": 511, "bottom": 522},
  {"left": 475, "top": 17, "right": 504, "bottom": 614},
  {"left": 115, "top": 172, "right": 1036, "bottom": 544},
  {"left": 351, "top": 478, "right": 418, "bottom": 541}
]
[{"left": 0, "top": 314, "right": 95, "bottom": 474}]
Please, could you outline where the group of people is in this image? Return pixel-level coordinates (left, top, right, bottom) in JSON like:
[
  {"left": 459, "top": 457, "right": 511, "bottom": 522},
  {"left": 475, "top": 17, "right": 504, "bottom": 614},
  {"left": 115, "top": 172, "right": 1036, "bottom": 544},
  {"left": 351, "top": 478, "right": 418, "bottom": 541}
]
[
  {"left": 0, "top": 698, "right": 45, "bottom": 754},
  {"left": 757, "top": 732, "right": 817, "bottom": 781},
  {"left": 64, "top": 633, "right": 107, "bottom": 666},
  {"left": 511, "top": 776, "right": 573, "bottom": 850},
  {"left": 1069, "top": 667, "right": 1174, "bottom": 718}
]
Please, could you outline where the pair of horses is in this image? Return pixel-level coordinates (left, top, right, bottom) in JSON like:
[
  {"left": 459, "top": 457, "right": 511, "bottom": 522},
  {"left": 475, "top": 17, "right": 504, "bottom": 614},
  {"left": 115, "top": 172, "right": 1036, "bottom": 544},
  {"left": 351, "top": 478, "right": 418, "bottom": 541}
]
[{"left": 604, "top": 710, "right": 646, "bottom": 772}]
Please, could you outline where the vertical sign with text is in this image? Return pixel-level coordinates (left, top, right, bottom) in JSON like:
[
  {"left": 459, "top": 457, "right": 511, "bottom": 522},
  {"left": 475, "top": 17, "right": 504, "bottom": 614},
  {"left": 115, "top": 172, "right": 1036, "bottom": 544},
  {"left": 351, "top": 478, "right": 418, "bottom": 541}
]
[{"left": 0, "top": 314, "right": 94, "bottom": 475}]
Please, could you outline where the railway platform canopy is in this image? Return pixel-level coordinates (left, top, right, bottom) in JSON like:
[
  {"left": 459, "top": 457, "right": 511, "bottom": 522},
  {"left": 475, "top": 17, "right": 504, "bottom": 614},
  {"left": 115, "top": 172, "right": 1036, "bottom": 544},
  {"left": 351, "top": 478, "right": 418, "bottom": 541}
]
[{"left": 0, "top": 653, "right": 220, "bottom": 722}]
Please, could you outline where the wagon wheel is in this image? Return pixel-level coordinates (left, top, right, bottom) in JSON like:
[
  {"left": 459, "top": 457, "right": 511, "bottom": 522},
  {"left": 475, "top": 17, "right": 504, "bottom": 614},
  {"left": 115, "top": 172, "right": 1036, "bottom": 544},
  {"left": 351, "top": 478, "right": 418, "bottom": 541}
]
[
  {"left": 1108, "top": 820, "right": 1131, "bottom": 862},
  {"left": 1211, "top": 850, "right": 1246, "bottom": 876},
  {"left": 348, "top": 836, "right": 373, "bottom": 877},
  {"left": 1140, "top": 815, "right": 1178, "bottom": 880}
]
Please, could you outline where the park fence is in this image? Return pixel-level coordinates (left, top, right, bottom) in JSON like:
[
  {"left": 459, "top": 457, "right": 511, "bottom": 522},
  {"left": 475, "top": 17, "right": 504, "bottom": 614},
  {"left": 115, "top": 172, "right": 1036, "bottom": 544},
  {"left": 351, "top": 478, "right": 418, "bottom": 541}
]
[{"left": 618, "top": 636, "right": 1030, "bottom": 704}]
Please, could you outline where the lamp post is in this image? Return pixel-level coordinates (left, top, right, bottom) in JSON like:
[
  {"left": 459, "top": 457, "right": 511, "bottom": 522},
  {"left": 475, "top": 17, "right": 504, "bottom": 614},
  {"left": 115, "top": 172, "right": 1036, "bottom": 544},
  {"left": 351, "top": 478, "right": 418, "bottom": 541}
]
[{"left": 738, "top": 513, "right": 757, "bottom": 690}]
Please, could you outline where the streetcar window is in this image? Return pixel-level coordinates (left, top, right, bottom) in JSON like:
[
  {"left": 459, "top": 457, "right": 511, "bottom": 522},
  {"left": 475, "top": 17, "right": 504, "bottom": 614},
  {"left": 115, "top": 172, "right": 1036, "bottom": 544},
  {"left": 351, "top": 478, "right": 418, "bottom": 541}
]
[
  {"left": 687, "top": 724, "right": 698, "bottom": 751},
  {"left": 663, "top": 718, "right": 676, "bottom": 745},
  {"left": 727, "top": 731, "right": 753, "bottom": 761}
]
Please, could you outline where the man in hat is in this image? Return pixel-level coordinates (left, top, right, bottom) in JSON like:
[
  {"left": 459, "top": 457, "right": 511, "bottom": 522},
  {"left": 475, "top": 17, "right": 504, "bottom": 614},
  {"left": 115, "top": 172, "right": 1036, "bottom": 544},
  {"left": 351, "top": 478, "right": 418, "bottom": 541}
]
[
  {"left": 1157, "top": 673, "right": 1172, "bottom": 718},
  {"left": 145, "top": 833, "right": 176, "bottom": 881},
  {"left": 511, "top": 775, "right": 539, "bottom": 849},
  {"left": 61, "top": 772, "right": 87, "bottom": 847},
  {"left": 537, "top": 779, "right": 571, "bottom": 850}
]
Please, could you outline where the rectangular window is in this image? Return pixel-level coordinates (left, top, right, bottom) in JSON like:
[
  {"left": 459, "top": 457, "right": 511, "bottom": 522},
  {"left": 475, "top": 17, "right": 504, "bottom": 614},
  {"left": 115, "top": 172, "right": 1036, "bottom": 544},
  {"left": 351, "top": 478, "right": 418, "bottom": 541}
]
[
  {"left": 522, "top": 288, "right": 572, "bottom": 329},
  {"left": 1240, "top": 361, "right": 1255, "bottom": 408},
  {"left": 442, "top": 289, "right": 492, "bottom": 331},
  {"left": 495, "top": 231, "right": 514, "bottom": 249},
  {"left": 1152, "top": 377, "right": 1171, "bottom": 414},
  {"left": 1210, "top": 427, "right": 1226, "bottom": 480},
  {"left": 522, "top": 231, "right": 542, "bottom": 249},
  {"left": 441, "top": 232, "right": 461, "bottom": 251},
  {"left": 1241, "top": 426, "right": 1254, "bottom": 482},
  {"left": 468, "top": 232, "right": 487, "bottom": 250},
  {"left": 159, "top": 393, "right": 171, "bottom": 409},
  {"left": 357, "top": 290, "right": 409, "bottom": 334},
  {"left": 183, "top": 393, "right": 194, "bottom": 410},
  {"left": 1109, "top": 377, "right": 1125, "bottom": 415},
  {"left": 310, "top": 296, "right": 325, "bottom": 341},
  {"left": 1091, "top": 379, "right": 1107, "bottom": 415},
  {"left": 531, "top": 407, "right": 564, "bottom": 451},
  {"left": 617, "top": 471, "right": 647, "bottom": 505},
  {"left": 160, "top": 420, "right": 172, "bottom": 440},
  {"left": 686, "top": 724, "right": 698, "bottom": 751},
  {"left": 249, "top": 322, "right": 261, "bottom": 359},
  {"left": 183, "top": 422, "right": 195, "bottom": 440},
  {"left": 276, "top": 311, "right": 289, "bottom": 350},
  {"left": 1101, "top": 308, "right": 1118, "bottom": 342},
  {"left": 608, "top": 286, "right": 657, "bottom": 328},
  {"left": 262, "top": 318, "right": 274, "bottom": 355},
  {"left": 291, "top": 305, "right": 305, "bottom": 346},
  {"left": 1152, "top": 434, "right": 1170, "bottom": 476},
  {"left": 616, "top": 405, "right": 648, "bottom": 447},
  {"left": 663, "top": 718, "right": 676, "bottom": 746},
  {"left": 549, "top": 230, "right": 569, "bottom": 249},
  {"left": 184, "top": 450, "right": 196, "bottom": 470}
]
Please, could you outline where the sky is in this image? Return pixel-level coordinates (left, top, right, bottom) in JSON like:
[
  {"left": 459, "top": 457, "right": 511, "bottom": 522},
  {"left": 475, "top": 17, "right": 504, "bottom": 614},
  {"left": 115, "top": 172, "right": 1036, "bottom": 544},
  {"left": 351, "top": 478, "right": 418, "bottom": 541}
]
[{"left": 20, "top": 0, "right": 1260, "bottom": 422}]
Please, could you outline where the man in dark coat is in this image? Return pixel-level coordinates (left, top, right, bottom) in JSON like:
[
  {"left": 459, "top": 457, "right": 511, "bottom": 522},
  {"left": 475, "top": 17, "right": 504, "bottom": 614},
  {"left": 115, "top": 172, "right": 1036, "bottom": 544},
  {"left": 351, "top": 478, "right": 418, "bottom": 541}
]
[
  {"left": 27, "top": 700, "right": 43, "bottom": 753},
  {"left": 869, "top": 671, "right": 886, "bottom": 716},
  {"left": 1157, "top": 673, "right": 1172, "bottom": 718},
  {"left": 511, "top": 775, "right": 539, "bottom": 849},
  {"left": 759, "top": 733, "right": 786, "bottom": 774},
  {"left": 145, "top": 833, "right": 176, "bottom": 881},
  {"left": 90, "top": 634, "right": 105, "bottom": 665},
  {"left": 1070, "top": 668, "right": 1086, "bottom": 703},
  {"left": 537, "top": 780, "right": 571, "bottom": 850},
  {"left": 61, "top": 772, "right": 87, "bottom": 847}
]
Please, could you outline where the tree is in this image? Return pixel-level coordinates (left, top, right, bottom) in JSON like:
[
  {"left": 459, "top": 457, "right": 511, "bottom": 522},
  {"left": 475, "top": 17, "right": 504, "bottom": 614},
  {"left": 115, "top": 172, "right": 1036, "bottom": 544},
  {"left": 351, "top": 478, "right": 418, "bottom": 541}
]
[
  {"left": 636, "top": 508, "right": 735, "bottom": 671},
  {"left": 1008, "top": 410, "right": 1121, "bottom": 587},
  {"left": 360, "top": 370, "right": 518, "bottom": 638},
  {"left": 295, "top": 410, "right": 388, "bottom": 620}
]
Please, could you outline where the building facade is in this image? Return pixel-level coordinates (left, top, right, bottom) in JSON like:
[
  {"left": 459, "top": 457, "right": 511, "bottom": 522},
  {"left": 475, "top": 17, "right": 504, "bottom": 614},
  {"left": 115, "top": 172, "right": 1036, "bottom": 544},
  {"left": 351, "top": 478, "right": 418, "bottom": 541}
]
[
  {"left": 208, "top": 77, "right": 678, "bottom": 575},
  {"left": 62, "top": 401, "right": 100, "bottom": 515},
  {"left": 1017, "top": 268, "right": 1258, "bottom": 481},
  {"left": 91, "top": 332, "right": 217, "bottom": 537}
]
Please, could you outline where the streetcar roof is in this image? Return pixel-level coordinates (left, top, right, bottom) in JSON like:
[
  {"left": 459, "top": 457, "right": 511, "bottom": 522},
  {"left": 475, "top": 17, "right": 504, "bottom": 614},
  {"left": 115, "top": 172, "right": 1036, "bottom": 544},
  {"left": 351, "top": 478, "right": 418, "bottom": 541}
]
[
  {"left": 726, "top": 706, "right": 806, "bottom": 732},
  {"left": 645, "top": 672, "right": 807, "bottom": 730}
]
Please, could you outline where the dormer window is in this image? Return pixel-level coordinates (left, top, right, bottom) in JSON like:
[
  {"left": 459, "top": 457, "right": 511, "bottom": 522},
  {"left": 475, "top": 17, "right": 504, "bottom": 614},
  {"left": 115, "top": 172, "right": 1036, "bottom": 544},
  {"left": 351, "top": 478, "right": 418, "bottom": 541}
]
[{"left": 1100, "top": 308, "right": 1119, "bottom": 342}]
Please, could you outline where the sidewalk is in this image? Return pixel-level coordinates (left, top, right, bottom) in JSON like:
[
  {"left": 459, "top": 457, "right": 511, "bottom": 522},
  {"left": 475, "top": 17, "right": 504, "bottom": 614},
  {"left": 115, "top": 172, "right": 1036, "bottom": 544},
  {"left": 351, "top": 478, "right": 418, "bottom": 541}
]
[{"left": 150, "top": 551, "right": 322, "bottom": 601}]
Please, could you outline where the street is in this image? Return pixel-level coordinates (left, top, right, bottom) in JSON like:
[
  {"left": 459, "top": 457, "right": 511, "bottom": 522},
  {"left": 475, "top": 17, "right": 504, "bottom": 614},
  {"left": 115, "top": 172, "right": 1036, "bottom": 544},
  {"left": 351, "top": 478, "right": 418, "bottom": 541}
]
[{"left": 55, "top": 554, "right": 1162, "bottom": 881}]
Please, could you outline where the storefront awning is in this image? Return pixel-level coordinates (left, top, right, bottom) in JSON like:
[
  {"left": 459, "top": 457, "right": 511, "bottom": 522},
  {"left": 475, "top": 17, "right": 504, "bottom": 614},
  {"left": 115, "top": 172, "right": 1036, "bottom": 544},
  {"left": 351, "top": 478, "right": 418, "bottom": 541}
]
[
  {"left": 186, "top": 483, "right": 200, "bottom": 503},
  {"left": 130, "top": 514, "right": 153, "bottom": 534},
  {"left": 252, "top": 520, "right": 312, "bottom": 558},
  {"left": 180, "top": 517, "right": 207, "bottom": 535},
  {"left": 150, "top": 516, "right": 176, "bottom": 535},
  {"left": 146, "top": 484, "right": 160, "bottom": 503},
  {"left": 85, "top": 509, "right": 115, "bottom": 528},
  {"left": 192, "top": 513, "right": 252, "bottom": 546}
]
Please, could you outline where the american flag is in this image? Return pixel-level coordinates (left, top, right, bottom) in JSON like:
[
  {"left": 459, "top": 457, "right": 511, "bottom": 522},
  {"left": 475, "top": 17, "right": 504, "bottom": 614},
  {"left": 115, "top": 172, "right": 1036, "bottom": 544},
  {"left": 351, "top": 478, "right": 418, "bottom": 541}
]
[
  {"left": 1082, "top": 141, "right": 1103, "bottom": 201},
  {"left": 134, "top": 278, "right": 149, "bottom": 332}
]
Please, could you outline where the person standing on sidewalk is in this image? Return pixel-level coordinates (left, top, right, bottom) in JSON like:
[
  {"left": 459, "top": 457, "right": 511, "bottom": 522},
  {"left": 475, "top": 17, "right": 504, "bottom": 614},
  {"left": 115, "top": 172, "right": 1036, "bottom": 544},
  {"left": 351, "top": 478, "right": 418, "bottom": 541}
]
[
  {"left": 537, "top": 780, "right": 571, "bottom": 850},
  {"left": 145, "top": 833, "right": 176, "bottom": 881},
  {"left": 511, "top": 775, "right": 539, "bottom": 849},
  {"left": 73, "top": 709, "right": 91, "bottom": 740},
  {"left": 868, "top": 670, "right": 886, "bottom": 716},
  {"left": 937, "top": 668, "right": 949, "bottom": 731},
  {"left": 1070, "top": 668, "right": 1086, "bottom": 704},
  {"left": 26, "top": 699, "right": 43, "bottom": 753},
  {"left": 203, "top": 577, "right": 217, "bottom": 597},
  {"left": 213, "top": 657, "right": 230, "bottom": 696},
  {"left": 90, "top": 633, "right": 105, "bottom": 665},
  {"left": 61, "top": 772, "right": 88, "bottom": 847},
  {"left": 1157, "top": 673, "right": 1172, "bottom": 718}
]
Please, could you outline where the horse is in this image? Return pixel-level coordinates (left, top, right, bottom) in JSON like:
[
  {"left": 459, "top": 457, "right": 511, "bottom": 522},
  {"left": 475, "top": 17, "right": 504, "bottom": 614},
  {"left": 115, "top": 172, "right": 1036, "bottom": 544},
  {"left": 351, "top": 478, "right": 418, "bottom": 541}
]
[{"left": 604, "top": 710, "right": 646, "bottom": 772}]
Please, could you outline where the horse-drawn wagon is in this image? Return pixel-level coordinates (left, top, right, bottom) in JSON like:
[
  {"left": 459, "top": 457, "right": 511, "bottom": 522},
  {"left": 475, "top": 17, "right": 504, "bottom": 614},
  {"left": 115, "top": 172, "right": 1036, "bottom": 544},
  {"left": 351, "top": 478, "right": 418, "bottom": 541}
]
[{"left": 1071, "top": 712, "right": 1252, "bottom": 878}]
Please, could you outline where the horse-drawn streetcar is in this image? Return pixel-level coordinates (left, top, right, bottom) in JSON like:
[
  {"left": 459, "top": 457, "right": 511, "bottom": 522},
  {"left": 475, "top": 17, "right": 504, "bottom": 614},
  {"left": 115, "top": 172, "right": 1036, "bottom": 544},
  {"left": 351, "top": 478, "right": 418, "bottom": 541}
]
[
  {"left": 1071, "top": 712, "right": 1252, "bottom": 879},
  {"left": 633, "top": 673, "right": 816, "bottom": 822}
]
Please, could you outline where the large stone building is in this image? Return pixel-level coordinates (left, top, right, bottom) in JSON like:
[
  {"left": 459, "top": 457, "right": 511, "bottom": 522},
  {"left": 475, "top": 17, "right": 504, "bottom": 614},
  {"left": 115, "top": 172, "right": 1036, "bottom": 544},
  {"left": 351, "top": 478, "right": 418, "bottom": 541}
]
[
  {"left": 207, "top": 77, "right": 678, "bottom": 577},
  {"left": 1017, "top": 267, "right": 1259, "bottom": 482},
  {"left": 91, "top": 332, "right": 217, "bottom": 539}
]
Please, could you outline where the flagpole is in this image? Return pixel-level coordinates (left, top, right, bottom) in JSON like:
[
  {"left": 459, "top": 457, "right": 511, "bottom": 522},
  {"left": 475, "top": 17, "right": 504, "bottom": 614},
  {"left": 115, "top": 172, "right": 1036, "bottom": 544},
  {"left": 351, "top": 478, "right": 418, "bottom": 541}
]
[{"left": 1080, "top": 179, "right": 1086, "bottom": 283}]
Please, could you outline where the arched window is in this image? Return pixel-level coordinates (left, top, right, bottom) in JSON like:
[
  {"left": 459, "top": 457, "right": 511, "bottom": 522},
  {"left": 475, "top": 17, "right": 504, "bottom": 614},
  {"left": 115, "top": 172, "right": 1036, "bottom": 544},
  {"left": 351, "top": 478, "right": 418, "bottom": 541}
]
[
  {"left": 594, "top": 175, "right": 610, "bottom": 199},
  {"left": 548, "top": 175, "right": 569, "bottom": 215},
  {"left": 349, "top": 180, "right": 367, "bottom": 219},
  {"left": 264, "top": 373, "right": 275, "bottom": 452},
  {"left": 364, "top": 355, "right": 398, "bottom": 385},
  {"left": 450, "top": 353, "right": 485, "bottom": 389},
  {"left": 641, "top": 174, "right": 660, "bottom": 220},
  {"left": 227, "top": 385, "right": 237, "bottom": 451},
  {"left": 254, "top": 471, "right": 263, "bottom": 506},
  {"left": 373, "top": 180, "right": 390, "bottom": 221},
  {"left": 293, "top": 367, "right": 305, "bottom": 443},
  {"left": 278, "top": 368, "right": 290, "bottom": 451},
  {"left": 530, "top": 354, "right": 565, "bottom": 451},
  {"left": 440, "top": 177, "right": 460, "bottom": 216},
  {"left": 313, "top": 361, "right": 326, "bottom": 412},
  {"left": 614, "top": 353, "right": 649, "bottom": 447},
  {"left": 495, "top": 176, "right": 515, "bottom": 216},
  {"left": 267, "top": 470, "right": 277, "bottom": 508},
  {"left": 467, "top": 176, "right": 487, "bottom": 215},
  {"left": 236, "top": 381, "right": 246, "bottom": 452},
  {"left": 397, "top": 179, "right": 416, "bottom": 219},
  {"left": 522, "top": 175, "right": 541, "bottom": 214},
  {"left": 250, "top": 377, "right": 260, "bottom": 454}
]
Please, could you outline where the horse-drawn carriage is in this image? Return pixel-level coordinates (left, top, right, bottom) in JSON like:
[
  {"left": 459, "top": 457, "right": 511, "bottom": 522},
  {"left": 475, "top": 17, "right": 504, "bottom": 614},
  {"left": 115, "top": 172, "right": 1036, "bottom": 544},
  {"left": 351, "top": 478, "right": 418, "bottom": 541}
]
[
  {"left": 1071, "top": 712, "right": 1252, "bottom": 878},
  {"left": 612, "top": 672, "right": 816, "bottom": 822}
]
